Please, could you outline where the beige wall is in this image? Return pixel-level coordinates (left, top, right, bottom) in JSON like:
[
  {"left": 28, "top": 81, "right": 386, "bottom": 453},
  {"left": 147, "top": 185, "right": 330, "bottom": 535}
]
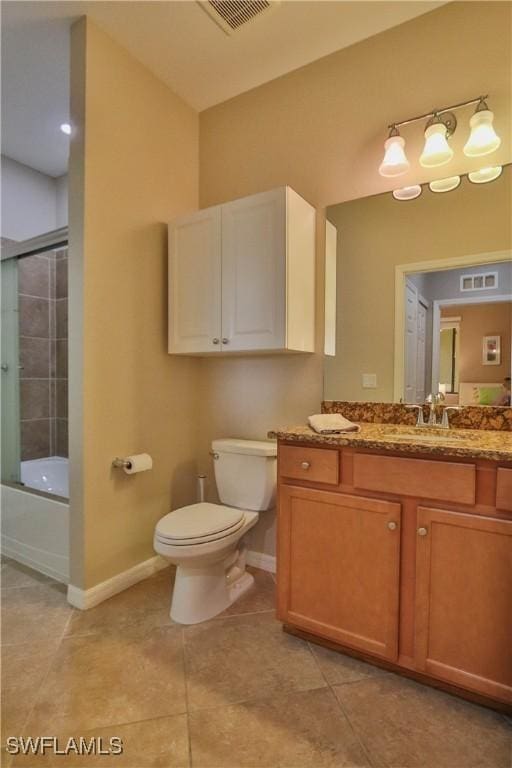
[
  {"left": 198, "top": 2, "right": 511, "bottom": 434},
  {"left": 442, "top": 302, "right": 512, "bottom": 384},
  {"left": 198, "top": 2, "right": 511, "bottom": 553},
  {"left": 69, "top": 19, "right": 200, "bottom": 588},
  {"left": 324, "top": 168, "right": 512, "bottom": 401}
]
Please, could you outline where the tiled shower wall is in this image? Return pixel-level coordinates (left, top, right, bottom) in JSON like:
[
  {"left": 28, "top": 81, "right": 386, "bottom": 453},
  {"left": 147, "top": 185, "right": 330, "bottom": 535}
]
[{"left": 19, "top": 248, "right": 68, "bottom": 459}]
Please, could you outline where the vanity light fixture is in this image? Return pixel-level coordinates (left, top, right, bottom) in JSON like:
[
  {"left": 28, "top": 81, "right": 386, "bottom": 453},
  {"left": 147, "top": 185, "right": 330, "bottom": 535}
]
[
  {"left": 468, "top": 165, "right": 503, "bottom": 184},
  {"left": 392, "top": 184, "right": 422, "bottom": 201},
  {"left": 463, "top": 98, "right": 501, "bottom": 157},
  {"left": 429, "top": 175, "right": 461, "bottom": 193},
  {"left": 379, "top": 126, "right": 410, "bottom": 177},
  {"left": 419, "top": 113, "right": 456, "bottom": 168},
  {"left": 381, "top": 95, "right": 500, "bottom": 179}
]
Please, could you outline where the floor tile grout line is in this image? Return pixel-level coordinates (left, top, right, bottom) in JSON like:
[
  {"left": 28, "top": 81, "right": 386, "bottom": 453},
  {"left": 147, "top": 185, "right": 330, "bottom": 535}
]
[
  {"left": 181, "top": 626, "right": 194, "bottom": 768},
  {"left": 306, "top": 641, "right": 377, "bottom": 768},
  {"left": 16, "top": 606, "right": 75, "bottom": 737}
]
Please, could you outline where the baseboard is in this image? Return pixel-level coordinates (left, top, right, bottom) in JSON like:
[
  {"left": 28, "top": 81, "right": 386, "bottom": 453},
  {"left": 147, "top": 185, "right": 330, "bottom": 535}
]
[
  {"left": 246, "top": 550, "right": 276, "bottom": 574},
  {"left": 67, "top": 555, "right": 168, "bottom": 610}
]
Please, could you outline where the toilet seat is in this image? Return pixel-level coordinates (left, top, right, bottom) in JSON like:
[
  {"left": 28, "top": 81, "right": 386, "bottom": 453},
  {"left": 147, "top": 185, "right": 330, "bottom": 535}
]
[{"left": 155, "top": 503, "right": 245, "bottom": 546}]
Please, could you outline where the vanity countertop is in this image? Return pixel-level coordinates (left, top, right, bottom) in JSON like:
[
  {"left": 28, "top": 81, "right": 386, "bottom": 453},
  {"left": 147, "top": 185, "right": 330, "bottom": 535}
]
[{"left": 269, "top": 423, "right": 512, "bottom": 463}]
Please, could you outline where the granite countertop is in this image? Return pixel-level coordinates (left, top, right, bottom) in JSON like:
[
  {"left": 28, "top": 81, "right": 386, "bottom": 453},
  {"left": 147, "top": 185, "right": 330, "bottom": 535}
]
[{"left": 269, "top": 423, "right": 512, "bottom": 463}]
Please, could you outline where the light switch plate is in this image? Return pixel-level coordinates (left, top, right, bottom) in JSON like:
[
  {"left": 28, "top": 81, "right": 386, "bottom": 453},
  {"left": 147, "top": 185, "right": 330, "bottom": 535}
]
[{"left": 362, "top": 373, "right": 377, "bottom": 388}]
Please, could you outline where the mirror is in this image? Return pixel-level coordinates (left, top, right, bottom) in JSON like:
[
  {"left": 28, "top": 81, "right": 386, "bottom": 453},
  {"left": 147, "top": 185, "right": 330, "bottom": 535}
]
[{"left": 324, "top": 165, "right": 512, "bottom": 405}]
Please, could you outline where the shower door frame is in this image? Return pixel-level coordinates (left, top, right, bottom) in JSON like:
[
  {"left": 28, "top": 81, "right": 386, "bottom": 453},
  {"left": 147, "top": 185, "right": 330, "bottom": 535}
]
[{"left": 1, "top": 227, "right": 69, "bottom": 484}]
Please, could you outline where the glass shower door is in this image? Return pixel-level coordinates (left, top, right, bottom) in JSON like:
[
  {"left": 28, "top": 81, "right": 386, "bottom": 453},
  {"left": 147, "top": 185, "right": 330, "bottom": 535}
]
[{"left": 1, "top": 256, "right": 21, "bottom": 483}]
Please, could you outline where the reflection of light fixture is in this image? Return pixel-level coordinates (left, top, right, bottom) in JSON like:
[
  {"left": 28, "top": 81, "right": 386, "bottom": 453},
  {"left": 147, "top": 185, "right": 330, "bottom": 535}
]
[
  {"left": 419, "top": 113, "right": 456, "bottom": 168},
  {"left": 379, "top": 126, "right": 410, "bottom": 177},
  {"left": 60, "top": 123, "right": 71, "bottom": 135},
  {"left": 468, "top": 166, "right": 503, "bottom": 184},
  {"left": 392, "top": 185, "right": 422, "bottom": 201},
  {"left": 464, "top": 99, "right": 501, "bottom": 157},
  {"left": 429, "top": 176, "right": 461, "bottom": 193}
]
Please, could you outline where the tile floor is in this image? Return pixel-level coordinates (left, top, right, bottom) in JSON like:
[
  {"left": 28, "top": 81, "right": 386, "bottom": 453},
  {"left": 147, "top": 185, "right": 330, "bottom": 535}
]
[{"left": 1, "top": 556, "right": 511, "bottom": 768}]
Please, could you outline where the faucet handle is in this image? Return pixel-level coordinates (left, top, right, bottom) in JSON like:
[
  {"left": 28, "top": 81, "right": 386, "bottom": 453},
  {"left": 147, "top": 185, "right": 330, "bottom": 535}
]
[
  {"left": 405, "top": 404, "right": 425, "bottom": 427},
  {"left": 441, "top": 406, "right": 461, "bottom": 429}
]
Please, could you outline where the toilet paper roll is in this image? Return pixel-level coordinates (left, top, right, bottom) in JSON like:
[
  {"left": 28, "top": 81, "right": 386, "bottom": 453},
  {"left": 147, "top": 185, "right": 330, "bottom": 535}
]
[{"left": 123, "top": 453, "right": 153, "bottom": 475}]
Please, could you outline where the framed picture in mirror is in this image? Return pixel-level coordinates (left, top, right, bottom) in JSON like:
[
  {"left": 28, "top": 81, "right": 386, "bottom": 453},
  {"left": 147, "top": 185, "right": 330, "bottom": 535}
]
[{"left": 483, "top": 335, "right": 501, "bottom": 366}]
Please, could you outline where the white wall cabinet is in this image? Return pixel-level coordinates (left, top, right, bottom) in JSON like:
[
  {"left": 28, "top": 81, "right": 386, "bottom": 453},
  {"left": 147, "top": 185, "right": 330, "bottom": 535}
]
[{"left": 168, "top": 187, "right": 315, "bottom": 355}]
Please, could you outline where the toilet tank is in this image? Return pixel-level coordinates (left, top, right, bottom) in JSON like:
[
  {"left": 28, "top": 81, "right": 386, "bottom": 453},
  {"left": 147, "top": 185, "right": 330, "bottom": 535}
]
[{"left": 212, "top": 439, "right": 277, "bottom": 511}]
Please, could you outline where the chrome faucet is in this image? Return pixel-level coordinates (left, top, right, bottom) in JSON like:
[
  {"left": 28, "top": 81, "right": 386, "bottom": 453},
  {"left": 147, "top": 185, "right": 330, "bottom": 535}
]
[
  {"left": 426, "top": 393, "right": 443, "bottom": 426},
  {"left": 440, "top": 405, "right": 461, "bottom": 429},
  {"left": 405, "top": 404, "right": 425, "bottom": 427}
]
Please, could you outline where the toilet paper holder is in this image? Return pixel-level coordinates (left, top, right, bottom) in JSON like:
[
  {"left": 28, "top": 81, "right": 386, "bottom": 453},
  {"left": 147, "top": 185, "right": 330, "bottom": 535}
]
[{"left": 112, "top": 457, "right": 133, "bottom": 470}]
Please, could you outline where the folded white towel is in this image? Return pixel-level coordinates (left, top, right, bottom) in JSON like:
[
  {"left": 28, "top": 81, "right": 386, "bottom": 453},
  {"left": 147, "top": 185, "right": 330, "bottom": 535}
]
[{"left": 308, "top": 414, "right": 360, "bottom": 434}]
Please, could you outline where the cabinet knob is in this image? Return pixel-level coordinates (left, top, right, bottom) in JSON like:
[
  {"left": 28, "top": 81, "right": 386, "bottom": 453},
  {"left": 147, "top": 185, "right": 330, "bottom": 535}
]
[
  {"left": 301, "top": 461, "right": 311, "bottom": 470},
  {"left": 387, "top": 521, "right": 398, "bottom": 531},
  {"left": 212, "top": 338, "right": 220, "bottom": 345},
  {"left": 418, "top": 527, "right": 428, "bottom": 537},
  {"left": 222, "top": 338, "right": 229, "bottom": 344}
]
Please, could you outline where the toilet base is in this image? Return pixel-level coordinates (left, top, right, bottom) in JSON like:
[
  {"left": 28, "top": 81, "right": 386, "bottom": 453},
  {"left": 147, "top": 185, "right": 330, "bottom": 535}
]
[{"left": 170, "top": 557, "right": 255, "bottom": 625}]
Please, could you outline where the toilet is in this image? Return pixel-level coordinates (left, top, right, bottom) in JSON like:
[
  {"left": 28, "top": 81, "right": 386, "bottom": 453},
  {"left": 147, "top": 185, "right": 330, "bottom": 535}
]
[{"left": 154, "top": 438, "right": 277, "bottom": 625}]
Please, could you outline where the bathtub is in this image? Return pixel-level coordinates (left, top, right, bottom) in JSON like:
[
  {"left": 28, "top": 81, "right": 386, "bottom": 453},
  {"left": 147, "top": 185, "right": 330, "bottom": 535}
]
[
  {"left": 20, "top": 456, "right": 69, "bottom": 498},
  {"left": 1, "top": 457, "right": 69, "bottom": 583}
]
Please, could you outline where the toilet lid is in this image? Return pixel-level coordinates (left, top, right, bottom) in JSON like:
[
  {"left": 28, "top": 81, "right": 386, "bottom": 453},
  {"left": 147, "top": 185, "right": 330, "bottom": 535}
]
[{"left": 155, "top": 503, "right": 244, "bottom": 541}]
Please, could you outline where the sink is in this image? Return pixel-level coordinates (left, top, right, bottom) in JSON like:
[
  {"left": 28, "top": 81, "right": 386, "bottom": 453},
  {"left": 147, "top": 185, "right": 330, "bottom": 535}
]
[{"left": 381, "top": 428, "right": 472, "bottom": 446}]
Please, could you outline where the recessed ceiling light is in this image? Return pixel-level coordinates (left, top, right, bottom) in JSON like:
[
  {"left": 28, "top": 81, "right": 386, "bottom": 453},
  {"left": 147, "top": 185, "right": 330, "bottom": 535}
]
[
  {"left": 392, "top": 185, "right": 422, "bottom": 201},
  {"left": 60, "top": 123, "right": 71, "bottom": 135}
]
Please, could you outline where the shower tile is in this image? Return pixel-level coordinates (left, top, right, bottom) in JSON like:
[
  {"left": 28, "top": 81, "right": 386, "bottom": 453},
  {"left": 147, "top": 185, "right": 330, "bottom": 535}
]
[
  {"left": 21, "top": 419, "right": 51, "bottom": 460},
  {"left": 18, "top": 255, "right": 49, "bottom": 298},
  {"left": 56, "top": 257, "right": 68, "bottom": 298},
  {"left": 56, "top": 379, "right": 68, "bottom": 418},
  {"left": 56, "top": 299, "right": 67, "bottom": 338},
  {"left": 19, "top": 337, "right": 50, "bottom": 379},
  {"left": 56, "top": 419, "right": 68, "bottom": 457},
  {"left": 20, "top": 380, "right": 50, "bottom": 420},
  {"left": 56, "top": 340, "right": 67, "bottom": 378},
  {"left": 19, "top": 296, "right": 50, "bottom": 338}
]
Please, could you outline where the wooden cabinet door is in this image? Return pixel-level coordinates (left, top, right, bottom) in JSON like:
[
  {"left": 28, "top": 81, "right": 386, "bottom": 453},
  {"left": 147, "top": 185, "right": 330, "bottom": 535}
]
[
  {"left": 221, "top": 188, "right": 286, "bottom": 352},
  {"left": 415, "top": 507, "right": 512, "bottom": 703},
  {"left": 168, "top": 207, "right": 222, "bottom": 354},
  {"left": 278, "top": 486, "right": 401, "bottom": 661}
]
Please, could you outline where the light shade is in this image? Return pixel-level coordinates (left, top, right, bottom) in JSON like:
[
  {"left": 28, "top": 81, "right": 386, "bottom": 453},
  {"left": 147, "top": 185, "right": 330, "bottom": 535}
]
[
  {"left": 392, "top": 185, "right": 422, "bottom": 201},
  {"left": 463, "top": 109, "right": 501, "bottom": 157},
  {"left": 60, "top": 123, "right": 71, "bottom": 135},
  {"left": 420, "top": 123, "right": 454, "bottom": 168},
  {"left": 468, "top": 166, "right": 503, "bottom": 184},
  {"left": 379, "top": 135, "right": 410, "bottom": 177},
  {"left": 429, "top": 176, "right": 461, "bottom": 193}
]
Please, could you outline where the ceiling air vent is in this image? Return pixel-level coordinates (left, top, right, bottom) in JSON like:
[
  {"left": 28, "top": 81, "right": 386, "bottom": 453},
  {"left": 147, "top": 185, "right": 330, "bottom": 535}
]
[
  {"left": 460, "top": 271, "right": 498, "bottom": 292},
  {"left": 200, "top": 0, "right": 278, "bottom": 34}
]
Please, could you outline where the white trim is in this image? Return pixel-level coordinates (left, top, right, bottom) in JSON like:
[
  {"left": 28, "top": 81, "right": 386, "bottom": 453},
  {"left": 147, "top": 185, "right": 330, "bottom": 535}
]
[
  {"left": 394, "top": 250, "right": 512, "bottom": 402},
  {"left": 67, "top": 555, "right": 168, "bottom": 610},
  {"left": 246, "top": 550, "right": 276, "bottom": 574},
  {"left": 431, "top": 293, "right": 511, "bottom": 394}
]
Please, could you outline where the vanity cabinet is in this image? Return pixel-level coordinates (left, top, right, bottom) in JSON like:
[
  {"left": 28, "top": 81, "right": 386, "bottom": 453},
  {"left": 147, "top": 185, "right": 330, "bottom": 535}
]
[
  {"left": 278, "top": 485, "right": 401, "bottom": 661},
  {"left": 277, "top": 444, "right": 512, "bottom": 710},
  {"left": 168, "top": 187, "right": 315, "bottom": 355},
  {"left": 415, "top": 506, "right": 512, "bottom": 702}
]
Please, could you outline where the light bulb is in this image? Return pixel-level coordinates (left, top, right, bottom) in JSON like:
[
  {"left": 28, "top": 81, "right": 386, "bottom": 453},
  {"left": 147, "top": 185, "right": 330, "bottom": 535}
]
[
  {"left": 429, "top": 176, "right": 461, "bottom": 193},
  {"left": 420, "top": 123, "right": 453, "bottom": 168},
  {"left": 468, "top": 166, "right": 502, "bottom": 184},
  {"left": 379, "top": 133, "right": 410, "bottom": 177},
  {"left": 60, "top": 123, "right": 71, "bottom": 135},
  {"left": 392, "top": 185, "right": 422, "bottom": 201},
  {"left": 464, "top": 108, "right": 501, "bottom": 157}
]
